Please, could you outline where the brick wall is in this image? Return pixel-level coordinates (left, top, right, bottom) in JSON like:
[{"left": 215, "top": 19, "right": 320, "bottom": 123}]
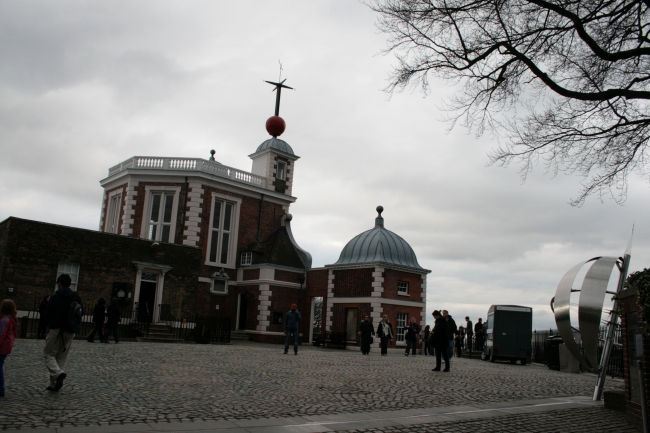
[
  {"left": 0, "top": 218, "right": 200, "bottom": 316},
  {"left": 306, "top": 268, "right": 328, "bottom": 297},
  {"left": 243, "top": 268, "right": 260, "bottom": 280},
  {"left": 384, "top": 269, "right": 423, "bottom": 302},
  {"left": 275, "top": 269, "right": 302, "bottom": 284},
  {"left": 332, "top": 268, "right": 374, "bottom": 297}
]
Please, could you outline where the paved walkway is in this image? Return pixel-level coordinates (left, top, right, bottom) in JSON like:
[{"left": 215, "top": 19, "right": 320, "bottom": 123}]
[{"left": 0, "top": 339, "right": 630, "bottom": 432}]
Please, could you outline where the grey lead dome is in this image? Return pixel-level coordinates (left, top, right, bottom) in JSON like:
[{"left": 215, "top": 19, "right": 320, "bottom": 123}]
[
  {"left": 332, "top": 208, "right": 425, "bottom": 271},
  {"left": 255, "top": 137, "right": 295, "bottom": 156}
]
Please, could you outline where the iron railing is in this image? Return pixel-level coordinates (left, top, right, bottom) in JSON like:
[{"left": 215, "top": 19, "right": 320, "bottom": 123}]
[{"left": 157, "top": 303, "right": 231, "bottom": 343}]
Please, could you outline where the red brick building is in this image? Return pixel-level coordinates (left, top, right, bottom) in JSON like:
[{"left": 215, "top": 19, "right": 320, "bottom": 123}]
[{"left": 310, "top": 206, "right": 430, "bottom": 352}]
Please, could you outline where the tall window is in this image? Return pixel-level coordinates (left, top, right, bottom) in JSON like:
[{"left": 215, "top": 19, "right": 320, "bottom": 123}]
[
  {"left": 148, "top": 192, "right": 175, "bottom": 242},
  {"left": 105, "top": 193, "right": 122, "bottom": 234},
  {"left": 398, "top": 281, "right": 409, "bottom": 294},
  {"left": 208, "top": 199, "right": 234, "bottom": 265},
  {"left": 397, "top": 313, "right": 407, "bottom": 342},
  {"left": 276, "top": 160, "right": 287, "bottom": 180},
  {"left": 55, "top": 262, "right": 80, "bottom": 291}
]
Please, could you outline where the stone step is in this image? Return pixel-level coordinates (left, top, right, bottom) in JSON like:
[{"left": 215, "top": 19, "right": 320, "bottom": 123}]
[
  {"left": 230, "top": 332, "right": 250, "bottom": 341},
  {"left": 136, "top": 337, "right": 184, "bottom": 344}
]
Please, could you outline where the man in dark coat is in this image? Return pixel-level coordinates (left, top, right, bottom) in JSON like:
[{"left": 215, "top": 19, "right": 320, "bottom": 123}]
[
  {"left": 429, "top": 310, "right": 450, "bottom": 372},
  {"left": 87, "top": 298, "right": 106, "bottom": 343},
  {"left": 465, "top": 316, "right": 473, "bottom": 354},
  {"left": 404, "top": 317, "right": 421, "bottom": 356},
  {"left": 103, "top": 299, "right": 121, "bottom": 344},
  {"left": 358, "top": 315, "right": 375, "bottom": 355},
  {"left": 443, "top": 310, "right": 457, "bottom": 359},
  {"left": 284, "top": 303, "right": 301, "bottom": 355},
  {"left": 43, "top": 274, "right": 84, "bottom": 392}
]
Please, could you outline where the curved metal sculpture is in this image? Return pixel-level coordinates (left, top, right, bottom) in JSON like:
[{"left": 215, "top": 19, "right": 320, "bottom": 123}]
[{"left": 552, "top": 230, "right": 632, "bottom": 401}]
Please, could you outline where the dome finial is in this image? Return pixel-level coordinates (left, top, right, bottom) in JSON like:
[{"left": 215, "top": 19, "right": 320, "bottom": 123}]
[
  {"left": 375, "top": 206, "right": 384, "bottom": 228},
  {"left": 209, "top": 149, "right": 216, "bottom": 161}
]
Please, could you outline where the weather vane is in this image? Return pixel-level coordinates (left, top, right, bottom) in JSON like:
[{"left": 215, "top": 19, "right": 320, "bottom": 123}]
[{"left": 265, "top": 60, "right": 294, "bottom": 116}]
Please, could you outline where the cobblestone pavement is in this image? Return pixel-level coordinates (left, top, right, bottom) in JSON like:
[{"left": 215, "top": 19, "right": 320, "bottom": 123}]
[
  {"left": 0, "top": 340, "right": 625, "bottom": 430},
  {"left": 334, "top": 407, "right": 636, "bottom": 433}
]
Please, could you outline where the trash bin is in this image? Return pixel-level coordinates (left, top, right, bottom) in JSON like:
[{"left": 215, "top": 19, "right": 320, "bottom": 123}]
[{"left": 547, "top": 336, "right": 563, "bottom": 370}]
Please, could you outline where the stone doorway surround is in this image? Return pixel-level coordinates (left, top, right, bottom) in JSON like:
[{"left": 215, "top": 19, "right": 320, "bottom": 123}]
[{"left": 132, "top": 261, "right": 172, "bottom": 324}]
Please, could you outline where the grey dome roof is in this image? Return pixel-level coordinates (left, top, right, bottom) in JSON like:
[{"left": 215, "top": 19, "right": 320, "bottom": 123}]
[
  {"left": 255, "top": 137, "right": 295, "bottom": 156},
  {"left": 332, "top": 207, "right": 426, "bottom": 271}
]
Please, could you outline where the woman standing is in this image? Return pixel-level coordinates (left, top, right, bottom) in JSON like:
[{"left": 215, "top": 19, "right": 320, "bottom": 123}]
[
  {"left": 0, "top": 299, "right": 18, "bottom": 397},
  {"left": 87, "top": 298, "right": 106, "bottom": 343},
  {"left": 430, "top": 310, "right": 450, "bottom": 372},
  {"left": 376, "top": 315, "right": 393, "bottom": 356},
  {"left": 404, "top": 317, "right": 421, "bottom": 357},
  {"left": 357, "top": 315, "right": 375, "bottom": 355},
  {"left": 37, "top": 295, "right": 50, "bottom": 339}
]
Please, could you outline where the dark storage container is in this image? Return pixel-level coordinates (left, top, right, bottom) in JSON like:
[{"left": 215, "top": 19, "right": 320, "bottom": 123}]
[{"left": 481, "top": 305, "right": 533, "bottom": 365}]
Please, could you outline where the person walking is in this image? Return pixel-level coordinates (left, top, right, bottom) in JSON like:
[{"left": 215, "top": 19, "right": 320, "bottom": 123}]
[
  {"left": 0, "top": 300, "right": 18, "bottom": 397},
  {"left": 430, "top": 310, "right": 450, "bottom": 372},
  {"left": 442, "top": 310, "right": 457, "bottom": 359},
  {"left": 465, "top": 316, "right": 473, "bottom": 354},
  {"left": 284, "top": 303, "right": 301, "bottom": 355},
  {"left": 43, "top": 274, "right": 84, "bottom": 392},
  {"left": 87, "top": 298, "right": 106, "bottom": 343},
  {"left": 474, "top": 318, "right": 484, "bottom": 351},
  {"left": 455, "top": 326, "right": 465, "bottom": 357},
  {"left": 358, "top": 315, "right": 375, "bottom": 355},
  {"left": 404, "top": 317, "right": 421, "bottom": 357},
  {"left": 376, "top": 314, "right": 393, "bottom": 356},
  {"left": 37, "top": 295, "right": 50, "bottom": 339},
  {"left": 103, "top": 298, "right": 120, "bottom": 344}
]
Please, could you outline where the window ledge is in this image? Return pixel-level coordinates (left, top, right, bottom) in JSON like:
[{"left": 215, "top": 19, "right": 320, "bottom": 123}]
[
  {"left": 210, "top": 291, "right": 228, "bottom": 296},
  {"left": 398, "top": 292, "right": 410, "bottom": 296}
]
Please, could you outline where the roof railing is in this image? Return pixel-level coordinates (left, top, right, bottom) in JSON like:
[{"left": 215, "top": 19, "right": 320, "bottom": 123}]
[{"left": 107, "top": 157, "right": 265, "bottom": 188}]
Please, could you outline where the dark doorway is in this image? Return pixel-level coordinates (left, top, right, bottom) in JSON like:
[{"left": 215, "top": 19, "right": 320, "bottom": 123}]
[
  {"left": 138, "top": 281, "right": 156, "bottom": 323},
  {"left": 238, "top": 293, "right": 248, "bottom": 330}
]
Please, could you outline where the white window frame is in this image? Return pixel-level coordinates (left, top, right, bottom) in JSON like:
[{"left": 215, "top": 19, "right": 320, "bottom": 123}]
[
  {"left": 397, "top": 281, "right": 409, "bottom": 295},
  {"left": 205, "top": 192, "right": 241, "bottom": 269},
  {"left": 276, "top": 160, "right": 287, "bottom": 181},
  {"left": 241, "top": 252, "right": 252, "bottom": 266},
  {"left": 104, "top": 189, "right": 123, "bottom": 234},
  {"left": 396, "top": 312, "right": 407, "bottom": 343},
  {"left": 210, "top": 279, "right": 229, "bottom": 295},
  {"left": 139, "top": 186, "right": 181, "bottom": 243},
  {"left": 55, "top": 262, "right": 80, "bottom": 292}
]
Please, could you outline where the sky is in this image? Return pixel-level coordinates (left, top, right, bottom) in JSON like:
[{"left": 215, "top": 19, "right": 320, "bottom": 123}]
[{"left": 1, "top": 1, "right": 648, "bottom": 330}]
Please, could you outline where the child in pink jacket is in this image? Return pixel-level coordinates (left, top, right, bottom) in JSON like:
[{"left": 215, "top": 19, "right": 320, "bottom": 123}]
[{"left": 0, "top": 299, "right": 18, "bottom": 397}]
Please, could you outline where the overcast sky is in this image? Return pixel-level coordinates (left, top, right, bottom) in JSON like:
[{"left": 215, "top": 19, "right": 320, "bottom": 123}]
[{"left": 1, "top": 1, "right": 648, "bottom": 330}]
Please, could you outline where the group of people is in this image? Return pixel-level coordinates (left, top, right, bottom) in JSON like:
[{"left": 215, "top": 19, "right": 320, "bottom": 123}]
[
  {"left": 1, "top": 273, "right": 130, "bottom": 395},
  {"left": 354, "top": 310, "right": 488, "bottom": 373}
]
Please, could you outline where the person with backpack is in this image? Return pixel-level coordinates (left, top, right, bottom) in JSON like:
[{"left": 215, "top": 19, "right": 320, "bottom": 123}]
[
  {"left": 87, "top": 298, "right": 106, "bottom": 343},
  {"left": 43, "top": 274, "right": 84, "bottom": 392},
  {"left": 103, "top": 298, "right": 121, "bottom": 344},
  {"left": 0, "top": 299, "right": 19, "bottom": 397}
]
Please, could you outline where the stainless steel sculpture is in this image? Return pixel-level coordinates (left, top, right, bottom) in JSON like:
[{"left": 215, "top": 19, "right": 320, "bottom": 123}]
[{"left": 552, "top": 231, "right": 633, "bottom": 401}]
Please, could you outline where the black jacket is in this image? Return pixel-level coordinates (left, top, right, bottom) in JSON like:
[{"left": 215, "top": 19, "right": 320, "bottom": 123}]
[
  {"left": 445, "top": 316, "right": 457, "bottom": 340},
  {"left": 92, "top": 303, "right": 106, "bottom": 324},
  {"left": 359, "top": 320, "right": 375, "bottom": 335},
  {"left": 376, "top": 322, "right": 393, "bottom": 339},
  {"left": 45, "top": 287, "right": 84, "bottom": 332},
  {"left": 466, "top": 320, "right": 473, "bottom": 336},
  {"left": 106, "top": 305, "right": 121, "bottom": 326},
  {"left": 474, "top": 322, "right": 483, "bottom": 334},
  {"left": 430, "top": 317, "right": 448, "bottom": 347},
  {"left": 38, "top": 300, "right": 48, "bottom": 316}
]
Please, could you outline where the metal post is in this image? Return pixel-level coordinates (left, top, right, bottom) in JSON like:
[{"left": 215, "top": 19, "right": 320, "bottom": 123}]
[
  {"left": 638, "top": 360, "right": 649, "bottom": 433},
  {"left": 594, "top": 232, "right": 632, "bottom": 400}
]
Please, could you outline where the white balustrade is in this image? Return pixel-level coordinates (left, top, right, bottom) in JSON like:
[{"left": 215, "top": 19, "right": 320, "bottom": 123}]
[{"left": 107, "top": 156, "right": 266, "bottom": 188}]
